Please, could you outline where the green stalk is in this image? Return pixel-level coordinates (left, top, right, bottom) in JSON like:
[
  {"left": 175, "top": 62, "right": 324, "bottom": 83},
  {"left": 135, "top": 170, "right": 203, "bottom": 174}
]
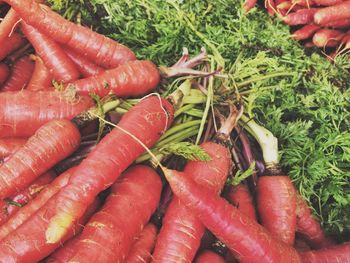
[
  {"left": 236, "top": 72, "right": 295, "bottom": 88},
  {"left": 159, "top": 120, "right": 202, "bottom": 141},
  {"left": 156, "top": 126, "right": 200, "bottom": 148},
  {"left": 185, "top": 108, "right": 204, "bottom": 118},
  {"left": 174, "top": 104, "right": 196, "bottom": 118}
]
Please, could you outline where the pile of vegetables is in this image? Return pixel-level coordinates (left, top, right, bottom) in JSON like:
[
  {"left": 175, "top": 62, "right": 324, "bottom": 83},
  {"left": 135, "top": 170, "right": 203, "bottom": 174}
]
[{"left": 0, "top": 0, "right": 350, "bottom": 262}]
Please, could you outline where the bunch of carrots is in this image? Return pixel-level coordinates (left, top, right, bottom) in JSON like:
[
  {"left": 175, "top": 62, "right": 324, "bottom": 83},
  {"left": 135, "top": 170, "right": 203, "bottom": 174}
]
[
  {"left": 244, "top": 0, "right": 350, "bottom": 59},
  {"left": 0, "top": 0, "right": 349, "bottom": 262}
]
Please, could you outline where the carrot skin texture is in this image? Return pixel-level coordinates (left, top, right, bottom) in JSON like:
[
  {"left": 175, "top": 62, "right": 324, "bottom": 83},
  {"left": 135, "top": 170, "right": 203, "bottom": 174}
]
[
  {"left": 195, "top": 250, "right": 226, "bottom": 263},
  {"left": 0, "top": 119, "right": 81, "bottom": 199},
  {"left": 314, "top": 1, "right": 350, "bottom": 25},
  {"left": 64, "top": 165, "right": 162, "bottom": 262},
  {"left": 0, "top": 96, "right": 174, "bottom": 261},
  {"left": 312, "top": 28, "right": 344, "bottom": 47},
  {"left": 63, "top": 47, "right": 104, "bottom": 77},
  {"left": 124, "top": 223, "right": 158, "bottom": 263},
  {"left": 0, "top": 63, "right": 9, "bottom": 85},
  {"left": 295, "top": 194, "right": 334, "bottom": 249},
  {"left": 21, "top": 22, "right": 80, "bottom": 83},
  {"left": 227, "top": 183, "right": 257, "bottom": 221},
  {"left": 283, "top": 9, "right": 319, "bottom": 25},
  {"left": 292, "top": 24, "right": 321, "bottom": 40},
  {"left": 164, "top": 169, "right": 301, "bottom": 263},
  {"left": 0, "top": 170, "right": 55, "bottom": 226},
  {"left": 26, "top": 55, "right": 53, "bottom": 91},
  {"left": 0, "top": 32, "right": 24, "bottom": 61},
  {"left": 152, "top": 142, "right": 231, "bottom": 263},
  {"left": 0, "top": 167, "right": 74, "bottom": 241},
  {"left": 0, "top": 137, "right": 26, "bottom": 159},
  {"left": 0, "top": 90, "right": 94, "bottom": 138},
  {"left": 313, "top": 0, "right": 343, "bottom": 5},
  {"left": 0, "top": 8, "right": 20, "bottom": 43},
  {"left": 63, "top": 60, "right": 160, "bottom": 98},
  {"left": 300, "top": 243, "right": 350, "bottom": 263},
  {"left": 4, "top": 0, "right": 136, "bottom": 68},
  {"left": 1, "top": 55, "right": 34, "bottom": 91},
  {"left": 257, "top": 175, "right": 297, "bottom": 245}
]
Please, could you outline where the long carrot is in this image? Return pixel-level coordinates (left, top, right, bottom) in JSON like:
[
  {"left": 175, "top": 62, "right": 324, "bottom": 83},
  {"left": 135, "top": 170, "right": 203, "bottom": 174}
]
[
  {"left": 283, "top": 9, "right": 319, "bottom": 25},
  {"left": 163, "top": 168, "right": 301, "bottom": 263},
  {"left": 0, "top": 8, "right": 20, "bottom": 43},
  {"left": 61, "top": 60, "right": 160, "bottom": 98},
  {"left": 300, "top": 243, "right": 350, "bottom": 263},
  {"left": 314, "top": 1, "right": 350, "bottom": 25},
  {"left": 0, "top": 96, "right": 174, "bottom": 261},
  {"left": 0, "top": 170, "right": 55, "bottom": 226},
  {"left": 63, "top": 46, "right": 104, "bottom": 77},
  {"left": 124, "top": 223, "right": 158, "bottom": 263},
  {"left": 0, "top": 90, "right": 94, "bottom": 138},
  {"left": 0, "top": 138, "right": 26, "bottom": 159},
  {"left": 26, "top": 55, "right": 53, "bottom": 91},
  {"left": 21, "top": 22, "right": 80, "bottom": 83},
  {"left": 295, "top": 194, "right": 335, "bottom": 249},
  {"left": 195, "top": 250, "right": 226, "bottom": 263},
  {"left": 0, "top": 119, "right": 80, "bottom": 199},
  {"left": 4, "top": 0, "right": 136, "bottom": 68},
  {"left": 55, "top": 165, "right": 162, "bottom": 262},
  {"left": 0, "top": 63, "right": 9, "bottom": 85},
  {"left": 0, "top": 167, "right": 74, "bottom": 240},
  {"left": 1, "top": 55, "right": 34, "bottom": 91},
  {"left": 0, "top": 32, "right": 24, "bottom": 61},
  {"left": 152, "top": 106, "right": 240, "bottom": 263}
]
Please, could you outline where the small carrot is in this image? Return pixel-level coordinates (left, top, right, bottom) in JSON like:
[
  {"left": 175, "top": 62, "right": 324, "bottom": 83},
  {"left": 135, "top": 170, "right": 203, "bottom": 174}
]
[
  {"left": 292, "top": 24, "right": 321, "bottom": 40},
  {"left": 1, "top": 55, "right": 34, "bottom": 91},
  {"left": 0, "top": 32, "right": 24, "bottom": 61},
  {"left": 4, "top": 0, "right": 136, "bottom": 68},
  {"left": 0, "top": 170, "right": 55, "bottom": 226},
  {"left": 26, "top": 55, "right": 53, "bottom": 91},
  {"left": 283, "top": 9, "right": 319, "bottom": 25},
  {"left": 61, "top": 60, "right": 160, "bottom": 98},
  {"left": 0, "top": 90, "right": 94, "bottom": 138},
  {"left": 314, "top": 1, "right": 350, "bottom": 25},
  {"left": 312, "top": 28, "right": 344, "bottom": 47},
  {"left": 21, "top": 22, "right": 80, "bottom": 83},
  {"left": 0, "top": 63, "right": 9, "bottom": 85},
  {"left": 163, "top": 168, "right": 301, "bottom": 263},
  {"left": 124, "top": 223, "right": 158, "bottom": 263},
  {"left": 195, "top": 250, "right": 226, "bottom": 263},
  {"left": 63, "top": 46, "right": 104, "bottom": 77},
  {"left": 300, "top": 243, "right": 350, "bottom": 263}
]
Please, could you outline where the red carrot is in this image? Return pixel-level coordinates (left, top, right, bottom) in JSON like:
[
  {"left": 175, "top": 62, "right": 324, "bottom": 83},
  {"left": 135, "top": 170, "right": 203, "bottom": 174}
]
[
  {"left": 0, "top": 90, "right": 94, "bottom": 138},
  {"left": 226, "top": 183, "right": 257, "bottom": 221},
  {"left": 0, "top": 63, "right": 9, "bottom": 85},
  {"left": 21, "top": 22, "right": 80, "bottom": 83},
  {"left": 244, "top": 0, "right": 258, "bottom": 13},
  {"left": 295, "top": 194, "right": 335, "bottom": 249},
  {"left": 314, "top": 1, "right": 350, "bottom": 25},
  {"left": 124, "top": 223, "right": 158, "bottom": 263},
  {"left": 195, "top": 250, "right": 226, "bottom": 263},
  {"left": 325, "top": 18, "right": 350, "bottom": 28},
  {"left": 1, "top": 55, "right": 34, "bottom": 91},
  {"left": 163, "top": 168, "right": 301, "bottom": 263},
  {"left": 294, "top": 238, "right": 312, "bottom": 252},
  {"left": 0, "top": 119, "right": 80, "bottom": 199},
  {"left": 300, "top": 243, "right": 350, "bottom": 263},
  {"left": 283, "top": 9, "right": 319, "bottom": 25},
  {"left": 61, "top": 60, "right": 160, "bottom": 98},
  {"left": 312, "top": 28, "right": 344, "bottom": 47},
  {"left": 313, "top": 0, "right": 343, "bottom": 5},
  {"left": 0, "top": 167, "right": 74, "bottom": 240},
  {"left": 63, "top": 46, "right": 104, "bottom": 77},
  {"left": 0, "top": 32, "right": 24, "bottom": 61},
  {"left": 0, "top": 96, "right": 174, "bottom": 261},
  {"left": 293, "top": 0, "right": 315, "bottom": 7},
  {"left": 56, "top": 165, "right": 162, "bottom": 263},
  {"left": 26, "top": 55, "right": 53, "bottom": 91},
  {"left": 0, "top": 8, "right": 20, "bottom": 43},
  {"left": 292, "top": 24, "right": 321, "bottom": 40},
  {"left": 0, "top": 170, "right": 55, "bottom": 225},
  {"left": 152, "top": 106, "right": 239, "bottom": 263},
  {"left": 4, "top": 0, "right": 136, "bottom": 68},
  {"left": 266, "top": 0, "right": 277, "bottom": 15},
  {"left": 0, "top": 137, "right": 26, "bottom": 159}
]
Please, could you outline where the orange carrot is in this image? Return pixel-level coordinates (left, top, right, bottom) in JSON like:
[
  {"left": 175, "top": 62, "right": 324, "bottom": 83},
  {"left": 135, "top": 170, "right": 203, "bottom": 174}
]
[
  {"left": 312, "top": 28, "right": 344, "bottom": 47},
  {"left": 292, "top": 24, "right": 321, "bottom": 40},
  {"left": 283, "top": 9, "right": 319, "bottom": 25},
  {"left": 314, "top": 1, "right": 350, "bottom": 25}
]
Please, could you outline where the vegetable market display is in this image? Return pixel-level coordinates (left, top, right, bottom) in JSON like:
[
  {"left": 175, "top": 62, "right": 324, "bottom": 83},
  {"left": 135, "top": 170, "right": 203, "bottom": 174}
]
[{"left": 0, "top": 0, "right": 349, "bottom": 262}]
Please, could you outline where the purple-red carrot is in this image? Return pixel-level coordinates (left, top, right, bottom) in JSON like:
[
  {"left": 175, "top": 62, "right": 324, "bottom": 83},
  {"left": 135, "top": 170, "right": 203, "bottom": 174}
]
[
  {"left": 21, "top": 22, "right": 80, "bottom": 83},
  {"left": 4, "top": 0, "right": 136, "bottom": 68},
  {"left": 0, "top": 90, "right": 94, "bottom": 138},
  {"left": 26, "top": 55, "right": 53, "bottom": 91},
  {"left": 1, "top": 55, "right": 34, "bottom": 91}
]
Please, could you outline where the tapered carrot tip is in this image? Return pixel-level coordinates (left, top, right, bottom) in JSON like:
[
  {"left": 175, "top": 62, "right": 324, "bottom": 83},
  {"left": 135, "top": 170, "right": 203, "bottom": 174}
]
[{"left": 46, "top": 212, "right": 74, "bottom": 244}]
